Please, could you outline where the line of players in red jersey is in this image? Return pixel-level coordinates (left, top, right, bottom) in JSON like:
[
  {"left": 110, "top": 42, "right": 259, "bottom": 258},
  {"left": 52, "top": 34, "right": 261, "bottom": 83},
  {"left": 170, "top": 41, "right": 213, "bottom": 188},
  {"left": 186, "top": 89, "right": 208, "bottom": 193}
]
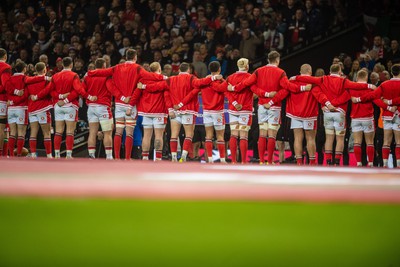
[{"left": 1, "top": 47, "right": 400, "bottom": 167}]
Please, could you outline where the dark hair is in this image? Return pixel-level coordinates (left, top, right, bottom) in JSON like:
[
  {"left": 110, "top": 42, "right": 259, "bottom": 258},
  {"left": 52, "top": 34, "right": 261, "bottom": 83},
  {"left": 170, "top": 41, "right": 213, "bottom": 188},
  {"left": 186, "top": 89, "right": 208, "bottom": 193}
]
[
  {"left": 95, "top": 58, "right": 106, "bottom": 69},
  {"left": 0, "top": 48, "right": 6, "bottom": 59},
  {"left": 391, "top": 64, "right": 400, "bottom": 76},
  {"left": 179, "top": 62, "right": 191, "bottom": 72},
  {"left": 268, "top": 51, "right": 280, "bottom": 63},
  {"left": 125, "top": 49, "right": 137, "bottom": 60},
  {"left": 62, "top": 57, "right": 73, "bottom": 67},
  {"left": 208, "top": 61, "right": 220, "bottom": 73},
  {"left": 15, "top": 61, "right": 26, "bottom": 73}
]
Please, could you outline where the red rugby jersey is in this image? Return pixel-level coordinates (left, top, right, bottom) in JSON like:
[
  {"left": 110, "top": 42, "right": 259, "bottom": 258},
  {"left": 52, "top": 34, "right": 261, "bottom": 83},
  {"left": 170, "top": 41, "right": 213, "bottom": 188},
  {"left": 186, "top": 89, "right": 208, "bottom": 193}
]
[
  {"left": 26, "top": 75, "right": 52, "bottom": 114},
  {"left": 6, "top": 73, "right": 46, "bottom": 109},
  {"left": 0, "top": 61, "right": 12, "bottom": 103},
  {"left": 82, "top": 75, "right": 114, "bottom": 108}
]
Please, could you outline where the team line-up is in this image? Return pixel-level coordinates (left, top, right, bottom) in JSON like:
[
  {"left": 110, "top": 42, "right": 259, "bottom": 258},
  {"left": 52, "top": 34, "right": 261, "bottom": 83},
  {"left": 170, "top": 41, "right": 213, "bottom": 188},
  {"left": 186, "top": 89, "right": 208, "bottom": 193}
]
[{"left": 0, "top": 48, "right": 399, "bottom": 167}]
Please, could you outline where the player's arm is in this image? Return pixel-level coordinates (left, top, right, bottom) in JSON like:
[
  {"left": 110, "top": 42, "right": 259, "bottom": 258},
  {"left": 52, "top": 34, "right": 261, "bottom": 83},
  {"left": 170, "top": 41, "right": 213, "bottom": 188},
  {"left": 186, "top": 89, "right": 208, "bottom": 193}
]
[
  {"left": 164, "top": 90, "right": 173, "bottom": 111},
  {"left": 129, "top": 88, "right": 142, "bottom": 107},
  {"left": 294, "top": 75, "right": 323, "bottom": 85},
  {"left": 138, "top": 66, "right": 164, "bottom": 81},
  {"left": 372, "top": 98, "right": 389, "bottom": 109},
  {"left": 267, "top": 89, "right": 289, "bottom": 107},
  {"left": 231, "top": 71, "right": 258, "bottom": 92},
  {"left": 330, "top": 91, "right": 351, "bottom": 106},
  {"left": 88, "top": 67, "right": 114, "bottom": 77},
  {"left": 24, "top": 75, "right": 48, "bottom": 84},
  {"left": 382, "top": 96, "right": 400, "bottom": 106},
  {"left": 191, "top": 75, "right": 213, "bottom": 87},
  {"left": 179, "top": 88, "right": 201, "bottom": 107},
  {"left": 344, "top": 79, "right": 374, "bottom": 90},
  {"left": 210, "top": 79, "right": 228, "bottom": 92},
  {"left": 355, "top": 87, "right": 382, "bottom": 103},
  {"left": 0, "top": 68, "right": 11, "bottom": 93},
  {"left": 140, "top": 80, "right": 169, "bottom": 93},
  {"left": 36, "top": 80, "right": 55, "bottom": 99}
]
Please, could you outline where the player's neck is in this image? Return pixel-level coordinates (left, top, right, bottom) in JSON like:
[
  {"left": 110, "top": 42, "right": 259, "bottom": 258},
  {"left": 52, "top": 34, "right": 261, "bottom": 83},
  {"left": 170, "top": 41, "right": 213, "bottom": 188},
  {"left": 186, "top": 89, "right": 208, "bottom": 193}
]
[{"left": 0, "top": 59, "right": 5, "bottom": 62}]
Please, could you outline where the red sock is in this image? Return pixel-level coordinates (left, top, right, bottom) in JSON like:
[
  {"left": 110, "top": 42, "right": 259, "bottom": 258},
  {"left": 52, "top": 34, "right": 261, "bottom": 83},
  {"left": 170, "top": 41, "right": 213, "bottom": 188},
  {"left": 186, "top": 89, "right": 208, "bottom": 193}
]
[
  {"left": 125, "top": 134, "right": 133, "bottom": 160},
  {"left": 367, "top": 145, "right": 374, "bottom": 164},
  {"left": 188, "top": 141, "right": 194, "bottom": 158},
  {"left": 66, "top": 134, "right": 74, "bottom": 151},
  {"left": 170, "top": 138, "right": 178, "bottom": 153},
  {"left": 205, "top": 139, "right": 213, "bottom": 158},
  {"left": 229, "top": 135, "right": 238, "bottom": 163},
  {"left": 17, "top": 136, "right": 24, "bottom": 156},
  {"left": 183, "top": 137, "right": 192, "bottom": 152},
  {"left": 44, "top": 138, "right": 52, "bottom": 155},
  {"left": 309, "top": 156, "right": 316, "bottom": 165},
  {"left": 217, "top": 140, "right": 225, "bottom": 159},
  {"left": 382, "top": 146, "right": 390, "bottom": 161},
  {"left": 8, "top": 136, "right": 16, "bottom": 157},
  {"left": 29, "top": 137, "right": 37, "bottom": 154},
  {"left": 267, "top": 137, "right": 276, "bottom": 164},
  {"left": 335, "top": 152, "right": 342, "bottom": 166},
  {"left": 3, "top": 141, "right": 8, "bottom": 156},
  {"left": 114, "top": 134, "right": 122, "bottom": 159},
  {"left": 54, "top": 133, "right": 62, "bottom": 151},
  {"left": 296, "top": 156, "right": 303, "bottom": 165},
  {"left": 396, "top": 145, "right": 400, "bottom": 161},
  {"left": 258, "top": 136, "right": 267, "bottom": 163},
  {"left": 240, "top": 137, "right": 248, "bottom": 163},
  {"left": 155, "top": 150, "right": 162, "bottom": 160},
  {"left": 353, "top": 143, "right": 362, "bottom": 164},
  {"left": 325, "top": 150, "right": 332, "bottom": 163}
]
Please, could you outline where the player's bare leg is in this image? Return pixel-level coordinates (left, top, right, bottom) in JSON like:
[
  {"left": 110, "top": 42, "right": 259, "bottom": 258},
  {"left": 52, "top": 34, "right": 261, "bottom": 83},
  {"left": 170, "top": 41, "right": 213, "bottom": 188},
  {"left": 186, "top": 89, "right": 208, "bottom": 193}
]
[
  {"left": 305, "top": 129, "right": 317, "bottom": 165},
  {"left": 154, "top": 127, "right": 164, "bottom": 161},
  {"left": 215, "top": 128, "right": 226, "bottom": 163},
  {"left": 124, "top": 117, "right": 135, "bottom": 160},
  {"left": 181, "top": 124, "right": 195, "bottom": 162},
  {"left": 8, "top": 123, "right": 17, "bottom": 157},
  {"left": 258, "top": 127, "right": 268, "bottom": 164},
  {"left": 239, "top": 128, "right": 249, "bottom": 164},
  {"left": 353, "top": 131, "right": 363, "bottom": 166},
  {"left": 229, "top": 123, "right": 239, "bottom": 163},
  {"left": 334, "top": 130, "right": 345, "bottom": 166},
  {"left": 142, "top": 127, "right": 153, "bottom": 160},
  {"left": 382, "top": 129, "right": 393, "bottom": 168},
  {"left": 0, "top": 120, "right": 5, "bottom": 157},
  {"left": 364, "top": 131, "right": 375, "bottom": 167},
  {"left": 114, "top": 117, "right": 125, "bottom": 159},
  {"left": 88, "top": 122, "right": 99, "bottom": 158},
  {"left": 293, "top": 128, "right": 304, "bottom": 165},
  {"left": 65, "top": 120, "right": 76, "bottom": 158},
  {"left": 324, "top": 131, "right": 335, "bottom": 165},
  {"left": 29, "top": 121, "right": 40, "bottom": 158},
  {"left": 54, "top": 120, "right": 65, "bottom": 158},
  {"left": 394, "top": 130, "right": 400, "bottom": 168},
  {"left": 170, "top": 120, "right": 181, "bottom": 162},
  {"left": 267, "top": 127, "right": 278, "bottom": 165},
  {"left": 16, "top": 124, "right": 27, "bottom": 157},
  {"left": 40, "top": 123, "right": 52, "bottom": 158}
]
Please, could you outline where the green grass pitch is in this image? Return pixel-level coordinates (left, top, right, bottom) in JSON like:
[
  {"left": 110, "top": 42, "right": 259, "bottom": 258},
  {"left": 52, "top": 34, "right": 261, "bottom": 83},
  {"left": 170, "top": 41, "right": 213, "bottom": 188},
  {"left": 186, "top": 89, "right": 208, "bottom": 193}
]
[{"left": 0, "top": 197, "right": 399, "bottom": 267}]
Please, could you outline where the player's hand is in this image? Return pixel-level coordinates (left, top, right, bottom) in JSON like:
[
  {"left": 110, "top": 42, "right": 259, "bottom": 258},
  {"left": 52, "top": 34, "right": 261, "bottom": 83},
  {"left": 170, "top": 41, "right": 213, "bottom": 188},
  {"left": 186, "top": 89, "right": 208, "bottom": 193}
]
[
  {"left": 388, "top": 106, "right": 397, "bottom": 113},
  {"left": 169, "top": 111, "right": 176, "bottom": 119},
  {"left": 57, "top": 100, "right": 65, "bottom": 107},
  {"left": 227, "top": 84, "right": 234, "bottom": 92},
  {"left": 351, "top": 97, "right": 359, "bottom": 103},
  {"left": 304, "top": 84, "right": 312, "bottom": 91},
  {"left": 234, "top": 103, "right": 242, "bottom": 111},
  {"left": 6, "top": 100, "right": 12, "bottom": 106},
  {"left": 16, "top": 89, "right": 24, "bottom": 96},
  {"left": 322, "top": 106, "right": 329, "bottom": 112},
  {"left": 88, "top": 95, "right": 97, "bottom": 101},
  {"left": 137, "top": 82, "right": 144, "bottom": 89},
  {"left": 30, "top": 95, "right": 38, "bottom": 101},
  {"left": 263, "top": 103, "right": 271, "bottom": 109},
  {"left": 327, "top": 104, "right": 336, "bottom": 112},
  {"left": 370, "top": 84, "right": 377, "bottom": 90},
  {"left": 62, "top": 93, "right": 70, "bottom": 99},
  {"left": 382, "top": 98, "right": 390, "bottom": 105},
  {"left": 126, "top": 108, "right": 132, "bottom": 116},
  {"left": 173, "top": 104, "right": 181, "bottom": 110},
  {"left": 269, "top": 91, "right": 277, "bottom": 98},
  {"left": 97, "top": 131, "right": 104, "bottom": 141},
  {"left": 124, "top": 96, "right": 131, "bottom": 104}
]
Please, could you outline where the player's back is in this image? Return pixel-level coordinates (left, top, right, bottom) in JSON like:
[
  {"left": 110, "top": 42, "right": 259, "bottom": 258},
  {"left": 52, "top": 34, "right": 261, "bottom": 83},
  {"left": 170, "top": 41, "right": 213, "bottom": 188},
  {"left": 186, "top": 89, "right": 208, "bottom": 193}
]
[
  {"left": 227, "top": 71, "right": 253, "bottom": 112},
  {"left": 113, "top": 62, "right": 142, "bottom": 95},
  {"left": 6, "top": 74, "right": 28, "bottom": 107},
  {"left": 52, "top": 70, "right": 79, "bottom": 94},
  {"left": 379, "top": 78, "right": 400, "bottom": 99},
  {"left": 202, "top": 80, "right": 225, "bottom": 112},
  {"left": 287, "top": 78, "right": 318, "bottom": 119},
  {"left": 0, "top": 61, "right": 11, "bottom": 101},
  {"left": 83, "top": 75, "right": 111, "bottom": 106},
  {"left": 27, "top": 77, "right": 51, "bottom": 113},
  {"left": 168, "top": 73, "right": 194, "bottom": 103},
  {"left": 321, "top": 74, "right": 347, "bottom": 98},
  {"left": 254, "top": 65, "right": 285, "bottom": 92}
]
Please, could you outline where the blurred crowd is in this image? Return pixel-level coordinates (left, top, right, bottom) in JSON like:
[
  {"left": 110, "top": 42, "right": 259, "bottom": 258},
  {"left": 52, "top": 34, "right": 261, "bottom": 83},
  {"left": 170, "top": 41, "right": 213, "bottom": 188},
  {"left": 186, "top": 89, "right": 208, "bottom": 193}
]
[{"left": 0, "top": 0, "right": 365, "bottom": 78}]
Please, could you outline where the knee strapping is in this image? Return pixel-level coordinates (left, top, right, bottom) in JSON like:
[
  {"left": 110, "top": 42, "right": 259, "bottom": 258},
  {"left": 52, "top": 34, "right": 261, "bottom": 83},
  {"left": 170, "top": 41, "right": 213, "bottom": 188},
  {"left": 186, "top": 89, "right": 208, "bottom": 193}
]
[
  {"left": 230, "top": 124, "right": 239, "bottom": 131},
  {"left": 116, "top": 121, "right": 125, "bottom": 129},
  {"left": 259, "top": 123, "right": 269, "bottom": 131},
  {"left": 268, "top": 124, "right": 280, "bottom": 131},
  {"left": 336, "top": 130, "right": 346, "bottom": 136},
  {"left": 100, "top": 119, "right": 113, "bottom": 131},
  {"left": 239, "top": 125, "right": 251, "bottom": 131},
  {"left": 125, "top": 119, "right": 136, "bottom": 128},
  {"left": 325, "top": 128, "right": 335, "bottom": 135},
  {"left": 214, "top": 125, "right": 225, "bottom": 131}
]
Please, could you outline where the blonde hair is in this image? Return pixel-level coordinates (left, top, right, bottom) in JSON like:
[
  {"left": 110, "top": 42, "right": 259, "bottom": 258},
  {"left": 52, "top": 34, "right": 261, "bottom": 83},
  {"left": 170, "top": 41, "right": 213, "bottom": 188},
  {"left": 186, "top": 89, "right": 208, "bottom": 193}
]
[{"left": 237, "top": 58, "right": 249, "bottom": 71}]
